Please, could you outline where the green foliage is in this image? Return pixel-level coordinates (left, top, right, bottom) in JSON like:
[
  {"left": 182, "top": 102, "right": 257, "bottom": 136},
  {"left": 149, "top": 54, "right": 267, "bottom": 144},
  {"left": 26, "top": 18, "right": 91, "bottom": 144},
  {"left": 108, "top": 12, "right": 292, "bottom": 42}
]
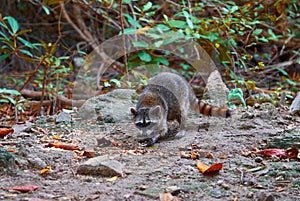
[
  {"left": 228, "top": 88, "right": 246, "bottom": 109},
  {"left": 0, "top": 88, "right": 26, "bottom": 119},
  {"left": 0, "top": 15, "right": 38, "bottom": 62}
]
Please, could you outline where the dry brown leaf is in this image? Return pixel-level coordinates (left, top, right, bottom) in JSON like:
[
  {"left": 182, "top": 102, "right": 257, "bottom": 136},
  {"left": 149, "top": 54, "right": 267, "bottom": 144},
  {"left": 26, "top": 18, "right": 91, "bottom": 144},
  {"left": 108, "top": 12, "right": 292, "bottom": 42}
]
[
  {"left": 8, "top": 185, "right": 39, "bottom": 192},
  {"left": 45, "top": 142, "right": 80, "bottom": 151},
  {"left": 159, "top": 192, "right": 181, "bottom": 201},
  {"left": 106, "top": 175, "right": 119, "bottom": 182},
  {"left": 0, "top": 128, "right": 14, "bottom": 138}
]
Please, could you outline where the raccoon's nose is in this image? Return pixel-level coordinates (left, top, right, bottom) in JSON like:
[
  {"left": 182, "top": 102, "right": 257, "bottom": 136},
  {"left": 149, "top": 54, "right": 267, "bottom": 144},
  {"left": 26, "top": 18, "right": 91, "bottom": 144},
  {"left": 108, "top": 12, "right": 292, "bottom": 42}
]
[{"left": 136, "top": 119, "right": 151, "bottom": 128}]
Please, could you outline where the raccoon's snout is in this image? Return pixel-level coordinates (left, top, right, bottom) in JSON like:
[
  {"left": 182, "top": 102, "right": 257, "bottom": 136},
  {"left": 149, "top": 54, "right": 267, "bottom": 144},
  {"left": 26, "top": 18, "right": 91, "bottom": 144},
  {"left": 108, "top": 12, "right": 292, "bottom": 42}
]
[{"left": 136, "top": 121, "right": 151, "bottom": 128}]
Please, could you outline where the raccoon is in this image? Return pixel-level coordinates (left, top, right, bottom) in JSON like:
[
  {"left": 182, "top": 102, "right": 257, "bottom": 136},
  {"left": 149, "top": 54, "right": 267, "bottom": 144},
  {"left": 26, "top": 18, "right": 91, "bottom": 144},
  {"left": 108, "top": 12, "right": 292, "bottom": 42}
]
[{"left": 130, "top": 72, "right": 231, "bottom": 146}]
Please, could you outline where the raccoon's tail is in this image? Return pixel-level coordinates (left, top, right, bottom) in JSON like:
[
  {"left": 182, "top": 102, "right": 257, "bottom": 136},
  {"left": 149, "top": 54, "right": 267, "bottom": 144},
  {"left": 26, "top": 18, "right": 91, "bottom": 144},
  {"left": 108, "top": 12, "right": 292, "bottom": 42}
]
[
  {"left": 198, "top": 101, "right": 231, "bottom": 118},
  {"left": 191, "top": 99, "right": 231, "bottom": 118}
]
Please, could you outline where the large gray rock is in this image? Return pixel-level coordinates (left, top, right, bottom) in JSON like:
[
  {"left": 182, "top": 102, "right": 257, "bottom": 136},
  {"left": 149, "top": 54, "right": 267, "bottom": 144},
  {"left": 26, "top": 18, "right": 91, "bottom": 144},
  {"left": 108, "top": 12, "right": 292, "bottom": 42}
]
[
  {"left": 206, "top": 70, "right": 229, "bottom": 107},
  {"left": 290, "top": 92, "right": 300, "bottom": 115},
  {"left": 76, "top": 155, "right": 124, "bottom": 177},
  {"left": 78, "top": 89, "right": 137, "bottom": 122}
]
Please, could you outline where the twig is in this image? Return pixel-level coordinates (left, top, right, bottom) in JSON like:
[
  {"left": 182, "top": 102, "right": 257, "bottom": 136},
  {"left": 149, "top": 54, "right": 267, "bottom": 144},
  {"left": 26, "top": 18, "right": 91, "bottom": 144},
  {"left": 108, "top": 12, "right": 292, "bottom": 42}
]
[{"left": 119, "top": 0, "right": 128, "bottom": 80}]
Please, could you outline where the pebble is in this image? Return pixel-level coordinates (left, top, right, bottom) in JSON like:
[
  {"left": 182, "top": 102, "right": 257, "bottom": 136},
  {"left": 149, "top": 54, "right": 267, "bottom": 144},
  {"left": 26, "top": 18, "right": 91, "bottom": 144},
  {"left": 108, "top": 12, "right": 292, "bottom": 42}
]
[
  {"left": 76, "top": 155, "right": 124, "bottom": 177},
  {"left": 56, "top": 111, "right": 71, "bottom": 123},
  {"left": 254, "top": 156, "right": 263, "bottom": 163}
]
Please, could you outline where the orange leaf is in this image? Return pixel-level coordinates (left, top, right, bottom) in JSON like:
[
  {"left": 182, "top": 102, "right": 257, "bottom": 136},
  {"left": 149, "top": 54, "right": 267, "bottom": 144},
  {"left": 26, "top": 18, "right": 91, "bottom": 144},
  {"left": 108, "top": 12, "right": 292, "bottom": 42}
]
[
  {"left": 196, "top": 161, "right": 209, "bottom": 173},
  {"left": 205, "top": 163, "right": 223, "bottom": 173},
  {"left": 106, "top": 175, "right": 119, "bottom": 182},
  {"left": 8, "top": 185, "right": 38, "bottom": 192},
  {"left": 256, "top": 148, "right": 287, "bottom": 158},
  {"left": 40, "top": 168, "right": 51, "bottom": 175},
  {"left": 45, "top": 142, "right": 79, "bottom": 151},
  {"left": 0, "top": 128, "right": 14, "bottom": 138},
  {"left": 196, "top": 161, "right": 222, "bottom": 174}
]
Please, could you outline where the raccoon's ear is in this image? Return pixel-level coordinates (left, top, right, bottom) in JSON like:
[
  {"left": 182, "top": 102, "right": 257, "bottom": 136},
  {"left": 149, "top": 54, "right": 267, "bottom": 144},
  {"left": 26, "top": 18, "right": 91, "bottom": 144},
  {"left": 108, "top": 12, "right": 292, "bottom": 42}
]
[
  {"left": 150, "top": 105, "right": 161, "bottom": 116},
  {"left": 130, "top": 107, "right": 137, "bottom": 116}
]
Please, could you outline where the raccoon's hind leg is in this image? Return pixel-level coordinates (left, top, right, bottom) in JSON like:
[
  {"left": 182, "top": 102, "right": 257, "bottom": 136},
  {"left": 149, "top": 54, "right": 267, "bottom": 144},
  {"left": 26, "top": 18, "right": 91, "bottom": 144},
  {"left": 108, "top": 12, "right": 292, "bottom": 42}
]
[{"left": 176, "top": 109, "right": 188, "bottom": 138}]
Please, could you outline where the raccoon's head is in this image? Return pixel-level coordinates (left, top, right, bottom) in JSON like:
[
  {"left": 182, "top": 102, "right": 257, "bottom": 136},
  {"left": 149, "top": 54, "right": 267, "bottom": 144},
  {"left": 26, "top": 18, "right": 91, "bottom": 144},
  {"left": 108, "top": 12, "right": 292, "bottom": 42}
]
[{"left": 130, "top": 106, "right": 164, "bottom": 136}]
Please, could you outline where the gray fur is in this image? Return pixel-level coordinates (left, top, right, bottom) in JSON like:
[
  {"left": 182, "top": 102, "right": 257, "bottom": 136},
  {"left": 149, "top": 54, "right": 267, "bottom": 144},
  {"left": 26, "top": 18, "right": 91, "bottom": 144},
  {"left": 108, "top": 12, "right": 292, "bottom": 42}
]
[{"left": 131, "top": 72, "right": 197, "bottom": 145}]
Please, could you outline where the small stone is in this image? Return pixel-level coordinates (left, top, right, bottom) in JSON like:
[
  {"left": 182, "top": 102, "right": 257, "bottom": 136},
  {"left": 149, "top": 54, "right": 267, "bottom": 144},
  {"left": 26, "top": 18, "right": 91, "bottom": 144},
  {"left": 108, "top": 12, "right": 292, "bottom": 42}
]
[
  {"left": 221, "top": 183, "right": 230, "bottom": 190},
  {"left": 56, "top": 111, "right": 71, "bottom": 123},
  {"left": 290, "top": 92, "right": 300, "bottom": 115},
  {"left": 76, "top": 155, "right": 123, "bottom": 177},
  {"left": 254, "top": 156, "right": 263, "bottom": 163},
  {"left": 247, "top": 192, "right": 254, "bottom": 198},
  {"left": 216, "top": 180, "right": 224, "bottom": 185}
]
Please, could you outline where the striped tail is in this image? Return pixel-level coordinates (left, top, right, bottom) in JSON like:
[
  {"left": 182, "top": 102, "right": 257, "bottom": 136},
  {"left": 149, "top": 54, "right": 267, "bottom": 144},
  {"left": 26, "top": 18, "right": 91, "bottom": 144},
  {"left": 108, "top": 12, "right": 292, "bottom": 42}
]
[{"left": 197, "top": 101, "right": 231, "bottom": 118}]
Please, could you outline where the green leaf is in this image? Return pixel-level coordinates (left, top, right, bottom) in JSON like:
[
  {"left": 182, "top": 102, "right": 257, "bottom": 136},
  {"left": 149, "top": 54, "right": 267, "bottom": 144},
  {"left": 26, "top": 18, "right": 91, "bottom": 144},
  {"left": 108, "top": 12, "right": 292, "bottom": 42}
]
[
  {"left": 122, "top": 13, "right": 142, "bottom": 28},
  {"left": 18, "top": 49, "right": 33, "bottom": 58},
  {"left": 183, "top": 11, "right": 194, "bottom": 29},
  {"left": 0, "top": 30, "right": 9, "bottom": 39},
  {"left": 0, "top": 88, "right": 20, "bottom": 95},
  {"left": 168, "top": 20, "right": 187, "bottom": 28},
  {"left": 133, "top": 41, "right": 149, "bottom": 48},
  {"left": 138, "top": 51, "right": 152, "bottom": 62},
  {"left": 252, "top": 28, "right": 263, "bottom": 36},
  {"left": 143, "top": 2, "right": 152, "bottom": 12},
  {"left": 121, "top": 28, "right": 137, "bottom": 35},
  {"left": 0, "top": 54, "right": 10, "bottom": 61},
  {"left": 153, "top": 57, "right": 169, "bottom": 66},
  {"left": 110, "top": 79, "right": 121, "bottom": 88},
  {"left": 18, "top": 37, "right": 35, "bottom": 49},
  {"left": 42, "top": 5, "right": 50, "bottom": 15},
  {"left": 4, "top": 16, "right": 19, "bottom": 34},
  {"left": 275, "top": 67, "right": 288, "bottom": 76},
  {"left": 156, "top": 24, "right": 170, "bottom": 31}
]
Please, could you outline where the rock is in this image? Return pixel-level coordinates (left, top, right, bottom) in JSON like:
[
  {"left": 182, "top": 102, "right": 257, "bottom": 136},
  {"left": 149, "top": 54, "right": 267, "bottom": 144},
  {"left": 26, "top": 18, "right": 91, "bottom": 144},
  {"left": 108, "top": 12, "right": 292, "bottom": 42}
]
[
  {"left": 290, "top": 92, "right": 300, "bottom": 115},
  {"left": 78, "top": 89, "right": 137, "bottom": 123},
  {"left": 56, "top": 111, "right": 71, "bottom": 123},
  {"left": 256, "top": 192, "right": 275, "bottom": 201},
  {"left": 76, "top": 155, "right": 124, "bottom": 177},
  {"left": 205, "top": 70, "right": 229, "bottom": 107}
]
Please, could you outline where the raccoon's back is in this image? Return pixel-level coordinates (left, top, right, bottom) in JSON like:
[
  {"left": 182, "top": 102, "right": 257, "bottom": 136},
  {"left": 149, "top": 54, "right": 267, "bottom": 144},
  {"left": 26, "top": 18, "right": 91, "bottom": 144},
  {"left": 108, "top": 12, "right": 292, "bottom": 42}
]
[{"left": 148, "top": 72, "right": 191, "bottom": 102}]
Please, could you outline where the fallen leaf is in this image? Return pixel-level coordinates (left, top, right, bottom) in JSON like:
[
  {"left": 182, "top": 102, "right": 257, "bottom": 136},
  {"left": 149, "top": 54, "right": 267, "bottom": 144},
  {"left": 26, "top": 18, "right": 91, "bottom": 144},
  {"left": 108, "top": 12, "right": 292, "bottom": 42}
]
[
  {"left": 246, "top": 166, "right": 266, "bottom": 172},
  {"left": 8, "top": 185, "right": 39, "bottom": 192},
  {"left": 37, "top": 127, "right": 48, "bottom": 134},
  {"left": 0, "top": 128, "right": 14, "bottom": 138},
  {"left": 45, "top": 142, "right": 79, "bottom": 151},
  {"left": 252, "top": 183, "right": 268, "bottom": 189},
  {"left": 40, "top": 168, "right": 51, "bottom": 175},
  {"left": 74, "top": 155, "right": 82, "bottom": 161},
  {"left": 219, "top": 154, "right": 228, "bottom": 159},
  {"left": 191, "top": 151, "right": 199, "bottom": 159},
  {"left": 196, "top": 161, "right": 222, "bottom": 174},
  {"left": 106, "top": 175, "right": 119, "bottom": 182},
  {"left": 82, "top": 150, "right": 95, "bottom": 158},
  {"left": 205, "top": 152, "right": 214, "bottom": 159},
  {"left": 7, "top": 149, "right": 15, "bottom": 152},
  {"left": 256, "top": 148, "right": 287, "bottom": 159},
  {"left": 196, "top": 161, "right": 209, "bottom": 173},
  {"left": 180, "top": 151, "right": 191, "bottom": 159},
  {"left": 275, "top": 187, "right": 285, "bottom": 192},
  {"left": 285, "top": 147, "right": 299, "bottom": 159},
  {"left": 159, "top": 192, "right": 181, "bottom": 201},
  {"left": 205, "top": 163, "right": 223, "bottom": 173}
]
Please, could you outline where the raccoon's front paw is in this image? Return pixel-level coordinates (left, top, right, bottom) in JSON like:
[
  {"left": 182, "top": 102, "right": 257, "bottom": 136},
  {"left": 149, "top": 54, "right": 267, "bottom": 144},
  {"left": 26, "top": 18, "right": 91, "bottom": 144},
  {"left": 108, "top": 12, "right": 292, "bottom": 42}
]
[
  {"left": 138, "top": 134, "right": 160, "bottom": 147},
  {"left": 138, "top": 138, "right": 155, "bottom": 147}
]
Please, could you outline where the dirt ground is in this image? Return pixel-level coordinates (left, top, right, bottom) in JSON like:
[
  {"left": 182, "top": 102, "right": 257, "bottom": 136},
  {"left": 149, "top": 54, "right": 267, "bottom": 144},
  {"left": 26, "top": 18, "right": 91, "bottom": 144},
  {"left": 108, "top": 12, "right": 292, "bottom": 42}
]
[{"left": 0, "top": 104, "right": 299, "bottom": 201}]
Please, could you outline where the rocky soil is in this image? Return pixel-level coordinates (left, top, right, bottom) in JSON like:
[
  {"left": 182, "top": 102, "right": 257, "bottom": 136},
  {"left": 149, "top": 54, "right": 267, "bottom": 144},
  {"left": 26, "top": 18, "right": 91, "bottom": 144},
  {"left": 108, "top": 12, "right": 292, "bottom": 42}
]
[{"left": 0, "top": 90, "right": 299, "bottom": 201}]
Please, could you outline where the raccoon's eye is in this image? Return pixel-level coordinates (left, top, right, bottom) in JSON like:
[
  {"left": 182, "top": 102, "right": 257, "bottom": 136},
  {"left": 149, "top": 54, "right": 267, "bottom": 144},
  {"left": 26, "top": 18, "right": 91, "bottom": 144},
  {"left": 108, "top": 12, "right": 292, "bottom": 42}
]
[{"left": 136, "top": 122, "right": 151, "bottom": 128}]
